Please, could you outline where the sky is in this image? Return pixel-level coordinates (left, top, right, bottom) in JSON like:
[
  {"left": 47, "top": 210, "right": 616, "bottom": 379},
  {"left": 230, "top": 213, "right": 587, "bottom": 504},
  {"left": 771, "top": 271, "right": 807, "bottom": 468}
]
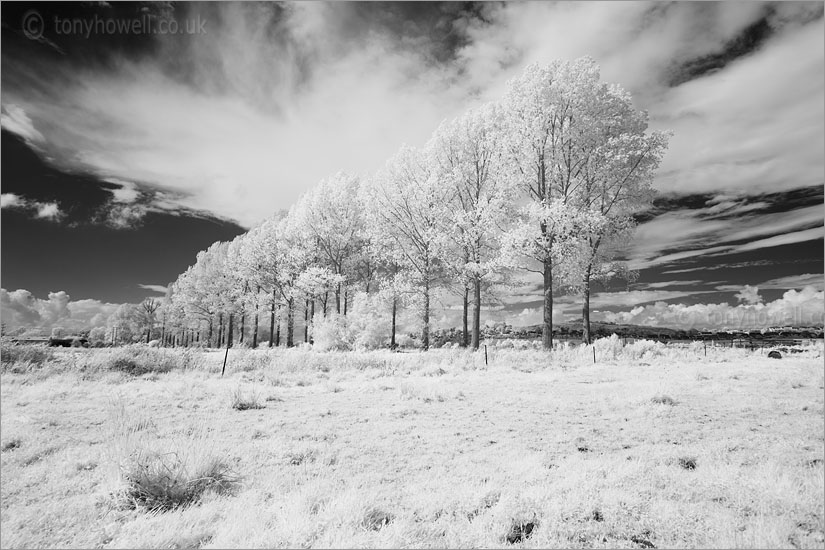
[{"left": 1, "top": 1, "right": 823, "bottom": 333}]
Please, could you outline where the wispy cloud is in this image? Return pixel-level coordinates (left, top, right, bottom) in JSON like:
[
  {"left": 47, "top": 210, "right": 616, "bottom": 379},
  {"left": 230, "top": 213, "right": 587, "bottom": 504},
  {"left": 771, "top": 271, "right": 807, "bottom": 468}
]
[
  {"left": 2, "top": 2, "right": 821, "bottom": 229},
  {"left": 138, "top": 284, "right": 168, "bottom": 295},
  {"left": 1, "top": 193, "right": 63, "bottom": 222}
]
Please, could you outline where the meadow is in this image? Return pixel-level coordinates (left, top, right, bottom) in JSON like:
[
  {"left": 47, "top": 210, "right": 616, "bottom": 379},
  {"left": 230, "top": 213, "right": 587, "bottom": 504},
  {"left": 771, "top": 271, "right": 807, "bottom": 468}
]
[{"left": 1, "top": 339, "right": 823, "bottom": 549}]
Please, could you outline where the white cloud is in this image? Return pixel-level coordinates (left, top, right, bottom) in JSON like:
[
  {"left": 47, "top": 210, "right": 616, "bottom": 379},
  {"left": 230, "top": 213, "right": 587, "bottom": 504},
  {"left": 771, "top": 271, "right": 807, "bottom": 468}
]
[
  {"left": 3, "top": 3, "right": 821, "bottom": 229},
  {"left": 0, "top": 104, "right": 45, "bottom": 145},
  {"left": 35, "top": 202, "right": 61, "bottom": 220},
  {"left": 758, "top": 273, "right": 824, "bottom": 291},
  {"left": 0, "top": 288, "right": 121, "bottom": 331},
  {"left": 138, "top": 284, "right": 168, "bottom": 295},
  {"left": 0, "top": 193, "right": 22, "bottom": 208},
  {"left": 593, "top": 285, "right": 824, "bottom": 329}
]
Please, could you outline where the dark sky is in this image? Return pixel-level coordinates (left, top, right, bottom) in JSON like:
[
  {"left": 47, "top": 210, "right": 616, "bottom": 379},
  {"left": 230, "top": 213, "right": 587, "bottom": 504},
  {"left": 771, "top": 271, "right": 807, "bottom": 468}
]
[{"left": 1, "top": 1, "right": 823, "bottom": 330}]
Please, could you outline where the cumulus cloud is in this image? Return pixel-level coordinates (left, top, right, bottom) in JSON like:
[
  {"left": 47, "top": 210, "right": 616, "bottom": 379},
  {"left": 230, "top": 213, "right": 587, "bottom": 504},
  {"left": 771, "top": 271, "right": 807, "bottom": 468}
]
[
  {"left": 593, "top": 285, "right": 824, "bottom": 329},
  {"left": 1, "top": 194, "right": 64, "bottom": 222},
  {"left": 0, "top": 288, "right": 121, "bottom": 332},
  {"left": 735, "top": 285, "right": 762, "bottom": 305},
  {"left": 0, "top": 193, "right": 23, "bottom": 208}
]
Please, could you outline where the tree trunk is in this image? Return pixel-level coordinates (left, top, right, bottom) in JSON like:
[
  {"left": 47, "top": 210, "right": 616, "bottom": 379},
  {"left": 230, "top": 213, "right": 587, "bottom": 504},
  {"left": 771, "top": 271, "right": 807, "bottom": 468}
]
[
  {"left": 286, "top": 297, "right": 294, "bottom": 347},
  {"left": 472, "top": 277, "right": 481, "bottom": 350},
  {"left": 207, "top": 319, "right": 213, "bottom": 348},
  {"left": 542, "top": 257, "right": 554, "bottom": 350},
  {"left": 343, "top": 288, "right": 348, "bottom": 316},
  {"left": 422, "top": 283, "right": 430, "bottom": 351},
  {"left": 304, "top": 298, "right": 309, "bottom": 343},
  {"left": 309, "top": 300, "right": 315, "bottom": 344},
  {"left": 275, "top": 305, "right": 281, "bottom": 347},
  {"left": 146, "top": 330, "right": 150, "bottom": 344},
  {"left": 582, "top": 264, "right": 592, "bottom": 345},
  {"left": 227, "top": 313, "right": 234, "bottom": 348},
  {"left": 239, "top": 311, "right": 245, "bottom": 344},
  {"left": 335, "top": 283, "right": 341, "bottom": 314},
  {"left": 391, "top": 297, "right": 397, "bottom": 349},
  {"left": 252, "top": 301, "right": 259, "bottom": 349},
  {"left": 323, "top": 291, "right": 328, "bottom": 316},
  {"left": 218, "top": 313, "right": 224, "bottom": 348},
  {"left": 270, "top": 290, "right": 276, "bottom": 347},
  {"left": 462, "top": 286, "right": 469, "bottom": 348}
]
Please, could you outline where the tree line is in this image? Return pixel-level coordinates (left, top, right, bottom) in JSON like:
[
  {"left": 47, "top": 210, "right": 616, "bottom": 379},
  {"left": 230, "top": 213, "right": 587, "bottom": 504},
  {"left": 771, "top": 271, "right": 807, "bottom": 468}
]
[{"left": 116, "top": 58, "right": 670, "bottom": 351}]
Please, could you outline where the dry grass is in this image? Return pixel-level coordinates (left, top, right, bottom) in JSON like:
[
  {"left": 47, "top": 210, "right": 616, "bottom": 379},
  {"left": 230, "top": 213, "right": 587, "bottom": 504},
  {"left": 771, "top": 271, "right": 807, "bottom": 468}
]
[{"left": 1, "top": 342, "right": 823, "bottom": 548}]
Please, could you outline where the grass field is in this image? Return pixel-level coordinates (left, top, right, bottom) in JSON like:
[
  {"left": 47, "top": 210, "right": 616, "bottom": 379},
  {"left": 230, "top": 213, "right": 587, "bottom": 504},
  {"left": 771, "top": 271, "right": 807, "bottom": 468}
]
[{"left": 1, "top": 342, "right": 823, "bottom": 548}]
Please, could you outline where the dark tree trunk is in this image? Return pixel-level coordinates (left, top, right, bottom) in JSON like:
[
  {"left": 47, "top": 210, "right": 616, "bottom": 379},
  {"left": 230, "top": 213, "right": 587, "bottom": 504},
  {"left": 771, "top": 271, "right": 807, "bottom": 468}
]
[
  {"left": 309, "top": 300, "right": 315, "bottom": 344},
  {"left": 286, "top": 297, "right": 294, "bottom": 347},
  {"left": 275, "top": 306, "right": 281, "bottom": 347},
  {"left": 462, "top": 286, "right": 469, "bottom": 348},
  {"left": 542, "top": 256, "right": 554, "bottom": 350},
  {"left": 304, "top": 299, "right": 309, "bottom": 343},
  {"left": 252, "top": 304, "right": 259, "bottom": 349},
  {"left": 335, "top": 283, "right": 341, "bottom": 314},
  {"left": 218, "top": 313, "right": 224, "bottom": 348},
  {"left": 227, "top": 313, "right": 234, "bottom": 348},
  {"left": 582, "top": 264, "right": 592, "bottom": 345},
  {"left": 391, "top": 297, "right": 397, "bottom": 349},
  {"left": 208, "top": 319, "right": 213, "bottom": 348},
  {"left": 239, "top": 312, "right": 245, "bottom": 344},
  {"left": 472, "top": 277, "right": 481, "bottom": 350},
  {"left": 270, "top": 290, "right": 276, "bottom": 347},
  {"left": 323, "top": 291, "right": 328, "bottom": 316}
]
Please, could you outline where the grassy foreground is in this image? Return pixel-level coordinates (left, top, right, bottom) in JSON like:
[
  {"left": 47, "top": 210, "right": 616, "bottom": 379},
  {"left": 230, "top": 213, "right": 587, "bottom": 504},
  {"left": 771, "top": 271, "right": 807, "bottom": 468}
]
[{"left": 1, "top": 343, "right": 823, "bottom": 548}]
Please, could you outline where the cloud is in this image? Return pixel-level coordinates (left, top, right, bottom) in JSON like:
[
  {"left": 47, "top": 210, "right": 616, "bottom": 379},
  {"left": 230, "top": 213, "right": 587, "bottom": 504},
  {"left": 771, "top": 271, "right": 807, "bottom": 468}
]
[
  {"left": 34, "top": 202, "right": 61, "bottom": 220},
  {"left": 734, "top": 285, "right": 762, "bottom": 305},
  {"left": 0, "top": 288, "right": 121, "bottom": 331},
  {"left": 1, "top": 194, "right": 64, "bottom": 222},
  {"left": 0, "top": 193, "right": 23, "bottom": 208},
  {"left": 0, "top": 104, "right": 45, "bottom": 145},
  {"left": 593, "top": 285, "right": 824, "bottom": 329},
  {"left": 758, "top": 273, "right": 824, "bottom": 291},
  {"left": 2, "top": 3, "right": 821, "bottom": 229},
  {"left": 138, "top": 284, "right": 168, "bottom": 295}
]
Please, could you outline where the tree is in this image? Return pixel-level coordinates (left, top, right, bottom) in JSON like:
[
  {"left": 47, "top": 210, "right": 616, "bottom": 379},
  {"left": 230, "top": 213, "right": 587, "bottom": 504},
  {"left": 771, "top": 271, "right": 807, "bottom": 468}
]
[
  {"left": 293, "top": 172, "right": 366, "bottom": 314},
  {"left": 362, "top": 145, "right": 450, "bottom": 350},
  {"left": 567, "top": 84, "right": 669, "bottom": 343},
  {"left": 429, "top": 102, "right": 515, "bottom": 350},
  {"left": 137, "top": 298, "right": 161, "bottom": 343},
  {"left": 501, "top": 57, "right": 648, "bottom": 349}
]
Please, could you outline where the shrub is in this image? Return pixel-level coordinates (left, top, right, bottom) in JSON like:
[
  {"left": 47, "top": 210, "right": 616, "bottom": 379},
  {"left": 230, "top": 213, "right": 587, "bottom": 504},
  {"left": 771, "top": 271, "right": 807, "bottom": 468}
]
[
  {"left": 651, "top": 394, "right": 677, "bottom": 406},
  {"left": 593, "top": 334, "right": 623, "bottom": 360},
  {"left": 346, "top": 292, "right": 392, "bottom": 350},
  {"left": 311, "top": 314, "right": 351, "bottom": 352}
]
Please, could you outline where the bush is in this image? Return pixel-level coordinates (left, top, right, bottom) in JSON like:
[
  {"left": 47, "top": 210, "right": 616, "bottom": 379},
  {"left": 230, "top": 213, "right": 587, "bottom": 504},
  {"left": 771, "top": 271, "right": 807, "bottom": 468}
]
[
  {"left": 311, "top": 313, "right": 351, "bottom": 352},
  {"left": 346, "top": 292, "right": 392, "bottom": 350}
]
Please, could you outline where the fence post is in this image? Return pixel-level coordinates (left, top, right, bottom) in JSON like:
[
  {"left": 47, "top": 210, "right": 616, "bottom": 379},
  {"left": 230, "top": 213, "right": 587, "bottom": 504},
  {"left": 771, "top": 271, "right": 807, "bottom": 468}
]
[
  {"left": 593, "top": 346, "right": 596, "bottom": 364},
  {"left": 484, "top": 345, "right": 488, "bottom": 366}
]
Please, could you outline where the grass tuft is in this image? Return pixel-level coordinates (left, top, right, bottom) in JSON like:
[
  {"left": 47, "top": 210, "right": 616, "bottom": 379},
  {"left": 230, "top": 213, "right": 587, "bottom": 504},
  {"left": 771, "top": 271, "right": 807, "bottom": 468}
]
[
  {"left": 230, "top": 386, "right": 265, "bottom": 411},
  {"left": 678, "top": 456, "right": 698, "bottom": 470},
  {"left": 651, "top": 394, "right": 677, "bottom": 406},
  {"left": 505, "top": 520, "right": 537, "bottom": 544},
  {"left": 361, "top": 507, "right": 394, "bottom": 531},
  {"left": 1, "top": 438, "right": 22, "bottom": 452}
]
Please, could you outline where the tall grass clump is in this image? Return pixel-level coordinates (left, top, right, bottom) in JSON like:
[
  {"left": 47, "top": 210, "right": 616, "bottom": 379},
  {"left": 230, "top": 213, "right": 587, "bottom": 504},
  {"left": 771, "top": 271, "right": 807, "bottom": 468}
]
[
  {"left": 0, "top": 340, "right": 56, "bottom": 373},
  {"left": 83, "top": 345, "right": 198, "bottom": 376},
  {"left": 230, "top": 385, "right": 265, "bottom": 410},
  {"left": 106, "top": 402, "right": 239, "bottom": 511}
]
